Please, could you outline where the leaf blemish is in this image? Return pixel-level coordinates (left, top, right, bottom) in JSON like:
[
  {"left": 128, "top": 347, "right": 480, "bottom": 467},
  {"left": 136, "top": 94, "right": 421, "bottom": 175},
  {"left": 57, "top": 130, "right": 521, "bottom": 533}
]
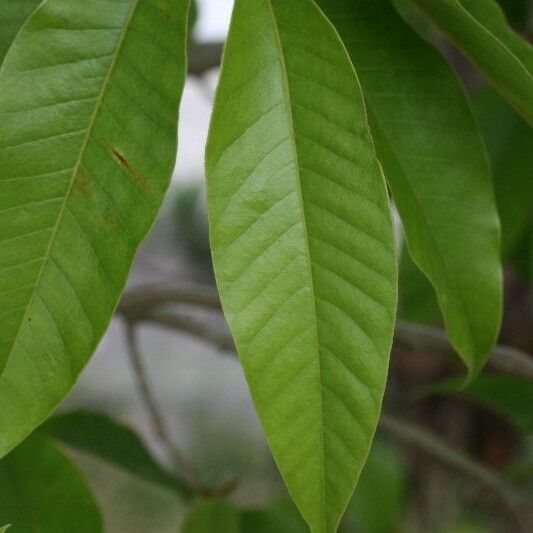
[{"left": 110, "top": 147, "right": 155, "bottom": 192}]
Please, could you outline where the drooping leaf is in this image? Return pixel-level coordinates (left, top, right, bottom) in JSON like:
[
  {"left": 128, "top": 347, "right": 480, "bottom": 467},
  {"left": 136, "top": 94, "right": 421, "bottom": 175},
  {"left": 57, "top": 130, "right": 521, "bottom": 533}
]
[
  {"left": 0, "top": 0, "right": 40, "bottom": 62},
  {"left": 206, "top": 1, "right": 397, "bottom": 530},
  {"left": 0, "top": 0, "right": 189, "bottom": 457},
  {"left": 0, "top": 434, "right": 103, "bottom": 532},
  {"left": 182, "top": 500, "right": 239, "bottom": 533},
  {"left": 422, "top": 374, "right": 533, "bottom": 434},
  {"left": 320, "top": 0, "right": 502, "bottom": 378},
  {"left": 406, "top": 0, "right": 533, "bottom": 123},
  {"left": 472, "top": 86, "right": 533, "bottom": 257},
  {"left": 41, "top": 411, "right": 191, "bottom": 498}
]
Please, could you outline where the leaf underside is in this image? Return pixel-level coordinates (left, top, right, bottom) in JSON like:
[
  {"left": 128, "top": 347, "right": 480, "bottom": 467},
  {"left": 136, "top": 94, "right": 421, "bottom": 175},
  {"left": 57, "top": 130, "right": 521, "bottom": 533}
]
[
  {"left": 0, "top": 0, "right": 189, "bottom": 456},
  {"left": 206, "top": 1, "right": 397, "bottom": 531},
  {"left": 320, "top": 0, "right": 502, "bottom": 378}
]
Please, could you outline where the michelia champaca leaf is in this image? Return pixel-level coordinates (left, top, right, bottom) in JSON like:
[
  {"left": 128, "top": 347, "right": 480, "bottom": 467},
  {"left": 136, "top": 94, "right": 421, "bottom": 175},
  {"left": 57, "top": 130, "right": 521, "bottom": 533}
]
[
  {"left": 407, "top": 0, "right": 533, "bottom": 124},
  {"left": 0, "top": 435, "right": 103, "bottom": 531},
  {"left": 42, "top": 411, "right": 191, "bottom": 497},
  {"left": 206, "top": 1, "right": 397, "bottom": 531},
  {"left": 320, "top": 0, "right": 502, "bottom": 378},
  {"left": 0, "top": 0, "right": 189, "bottom": 456},
  {"left": 0, "top": 0, "right": 40, "bottom": 62}
]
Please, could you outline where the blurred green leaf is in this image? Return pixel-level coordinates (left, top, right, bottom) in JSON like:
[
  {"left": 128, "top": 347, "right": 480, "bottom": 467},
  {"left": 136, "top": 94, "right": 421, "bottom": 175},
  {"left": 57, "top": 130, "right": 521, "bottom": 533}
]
[
  {"left": 341, "top": 440, "right": 409, "bottom": 533},
  {"left": 320, "top": 0, "right": 502, "bottom": 379},
  {"left": 407, "top": 0, "right": 533, "bottom": 123},
  {"left": 0, "top": 434, "right": 103, "bottom": 532},
  {"left": 241, "top": 501, "right": 308, "bottom": 533},
  {"left": 0, "top": 526, "right": 11, "bottom": 533},
  {"left": 182, "top": 499, "right": 239, "bottom": 533},
  {"left": 42, "top": 411, "right": 191, "bottom": 498},
  {"left": 472, "top": 86, "right": 533, "bottom": 257},
  {"left": 423, "top": 374, "right": 533, "bottom": 434},
  {"left": 497, "top": 0, "right": 532, "bottom": 30},
  {"left": 0, "top": 0, "right": 40, "bottom": 62}
]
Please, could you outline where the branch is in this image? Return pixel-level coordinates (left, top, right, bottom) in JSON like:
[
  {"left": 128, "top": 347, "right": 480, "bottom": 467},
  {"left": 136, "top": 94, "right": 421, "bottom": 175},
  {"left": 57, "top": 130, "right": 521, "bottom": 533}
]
[
  {"left": 395, "top": 320, "right": 533, "bottom": 381},
  {"left": 124, "top": 322, "right": 202, "bottom": 493},
  {"left": 379, "top": 414, "right": 531, "bottom": 527},
  {"left": 188, "top": 41, "right": 224, "bottom": 76},
  {"left": 118, "top": 284, "right": 533, "bottom": 381}
]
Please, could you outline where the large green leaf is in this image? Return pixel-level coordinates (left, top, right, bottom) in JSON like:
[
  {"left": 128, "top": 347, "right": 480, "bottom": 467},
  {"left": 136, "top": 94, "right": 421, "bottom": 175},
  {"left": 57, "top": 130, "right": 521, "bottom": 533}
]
[
  {"left": 407, "top": 0, "right": 533, "bottom": 123},
  {"left": 0, "top": 434, "right": 103, "bottom": 532},
  {"left": 0, "top": 0, "right": 40, "bottom": 62},
  {"left": 0, "top": 0, "right": 189, "bottom": 456},
  {"left": 182, "top": 500, "right": 239, "bottom": 533},
  {"left": 206, "top": 1, "right": 397, "bottom": 531},
  {"left": 42, "top": 411, "right": 191, "bottom": 498},
  {"left": 320, "top": 0, "right": 502, "bottom": 378}
]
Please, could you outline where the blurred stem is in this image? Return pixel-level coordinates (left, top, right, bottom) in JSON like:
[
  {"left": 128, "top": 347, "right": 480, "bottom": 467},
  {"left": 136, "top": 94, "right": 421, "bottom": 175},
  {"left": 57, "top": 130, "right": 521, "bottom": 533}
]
[
  {"left": 119, "top": 283, "right": 533, "bottom": 381},
  {"left": 379, "top": 414, "right": 532, "bottom": 528},
  {"left": 124, "top": 322, "right": 203, "bottom": 494},
  {"left": 395, "top": 319, "right": 533, "bottom": 381}
]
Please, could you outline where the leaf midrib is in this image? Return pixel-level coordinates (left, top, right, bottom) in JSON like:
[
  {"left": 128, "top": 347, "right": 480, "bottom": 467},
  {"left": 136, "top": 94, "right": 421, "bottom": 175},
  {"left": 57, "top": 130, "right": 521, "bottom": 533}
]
[
  {"left": 266, "top": 1, "right": 328, "bottom": 529},
  {"left": 1, "top": 0, "right": 141, "bottom": 377}
]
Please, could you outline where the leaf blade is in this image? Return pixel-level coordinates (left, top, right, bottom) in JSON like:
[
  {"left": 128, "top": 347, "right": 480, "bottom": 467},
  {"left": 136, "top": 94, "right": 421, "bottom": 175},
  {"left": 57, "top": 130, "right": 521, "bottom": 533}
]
[
  {"left": 0, "top": 0, "right": 40, "bottom": 63},
  {"left": 320, "top": 0, "right": 502, "bottom": 378},
  {"left": 206, "top": 1, "right": 397, "bottom": 531},
  {"left": 41, "top": 411, "right": 191, "bottom": 498},
  {"left": 0, "top": 434, "right": 103, "bottom": 532},
  {"left": 0, "top": 0, "right": 189, "bottom": 457},
  {"left": 407, "top": 0, "right": 533, "bottom": 123}
]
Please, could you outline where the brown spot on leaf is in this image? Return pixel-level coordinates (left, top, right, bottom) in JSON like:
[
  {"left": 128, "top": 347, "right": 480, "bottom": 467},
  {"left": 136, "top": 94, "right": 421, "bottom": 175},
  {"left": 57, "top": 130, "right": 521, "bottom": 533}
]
[
  {"left": 74, "top": 170, "right": 92, "bottom": 198},
  {"left": 110, "top": 147, "right": 156, "bottom": 193}
]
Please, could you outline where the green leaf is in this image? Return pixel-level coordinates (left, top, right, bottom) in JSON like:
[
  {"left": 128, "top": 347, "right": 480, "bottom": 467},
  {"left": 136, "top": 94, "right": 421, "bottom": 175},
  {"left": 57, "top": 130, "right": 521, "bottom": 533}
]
[
  {"left": 320, "top": 0, "right": 502, "bottom": 378},
  {"left": 182, "top": 500, "right": 239, "bottom": 533},
  {"left": 41, "top": 411, "right": 191, "bottom": 498},
  {"left": 0, "top": 0, "right": 40, "bottom": 62},
  {"left": 406, "top": 0, "right": 533, "bottom": 124},
  {"left": 472, "top": 86, "right": 533, "bottom": 257},
  {"left": 206, "top": 1, "right": 397, "bottom": 531},
  {"left": 0, "top": 525, "right": 11, "bottom": 533},
  {"left": 0, "top": 0, "right": 189, "bottom": 457},
  {"left": 0, "top": 434, "right": 103, "bottom": 532},
  {"left": 422, "top": 374, "right": 533, "bottom": 434}
]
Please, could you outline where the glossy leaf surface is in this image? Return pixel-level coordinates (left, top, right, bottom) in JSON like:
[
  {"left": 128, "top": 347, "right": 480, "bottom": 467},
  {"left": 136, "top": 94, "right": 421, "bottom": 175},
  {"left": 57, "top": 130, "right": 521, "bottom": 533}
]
[
  {"left": 408, "top": 0, "right": 533, "bottom": 123},
  {"left": 42, "top": 411, "right": 191, "bottom": 497},
  {"left": 0, "top": 434, "right": 103, "bottom": 532},
  {"left": 0, "top": 0, "right": 40, "bottom": 61},
  {"left": 0, "top": 0, "right": 189, "bottom": 457},
  {"left": 206, "top": 1, "right": 397, "bottom": 530},
  {"left": 320, "top": 0, "right": 502, "bottom": 378}
]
